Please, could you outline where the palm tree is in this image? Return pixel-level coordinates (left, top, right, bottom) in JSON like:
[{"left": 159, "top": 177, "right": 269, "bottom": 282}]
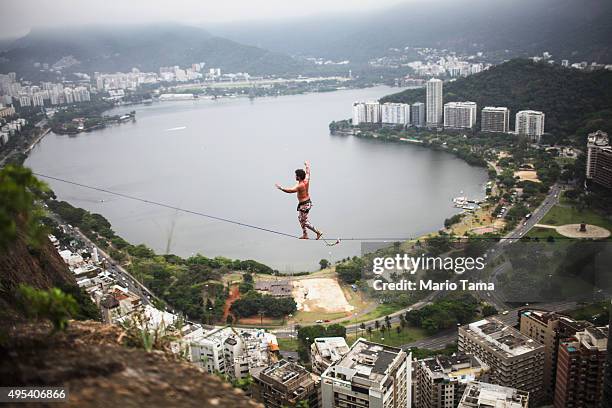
[
  {"left": 359, "top": 322, "right": 366, "bottom": 337},
  {"left": 374, "top": 320, "right": 380, "bottom": 330},
  {"left": 384, "top": 315, "right": 391, "bottom": 326}
]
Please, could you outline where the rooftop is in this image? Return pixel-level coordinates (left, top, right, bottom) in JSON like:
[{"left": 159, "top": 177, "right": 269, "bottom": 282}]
[
  {"left": 325, "top": 338, "right": 405, "bottom": 384},
  {"left": 420, "top": 353, "right": 487, "bottom": 383},
  {"left": 458, "top": 382, "right": 529, "bottom": 408},
  {"left": 463, "top": 319, "right": 543, "bottom": 357},
  {"left": 260, "top": 360, "right": 311, "bottom": 386},
  {"left": 312, "top": 337, "right": 350, "bottom": 363}
]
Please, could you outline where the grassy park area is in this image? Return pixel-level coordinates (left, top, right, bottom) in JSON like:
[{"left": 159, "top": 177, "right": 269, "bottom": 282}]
[{"left": 539, "top": 205, "right": 612, "bottom": 231}]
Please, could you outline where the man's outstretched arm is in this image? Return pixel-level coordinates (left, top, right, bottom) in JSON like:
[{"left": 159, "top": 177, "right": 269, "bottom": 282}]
[
  {"left": 304, "top": 160, "right": 310, "bottom": 181},
  {"left": 275, "top": 183, "right": 298, "bottom": 193}
]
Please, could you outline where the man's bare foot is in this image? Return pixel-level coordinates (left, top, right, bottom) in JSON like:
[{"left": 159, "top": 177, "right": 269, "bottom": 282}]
[
  {"left": 316, "top": 231, "right": 323, "bottom": 240},
  {"left": 300, "top": 235, "right": 309, "bottom": 240}
]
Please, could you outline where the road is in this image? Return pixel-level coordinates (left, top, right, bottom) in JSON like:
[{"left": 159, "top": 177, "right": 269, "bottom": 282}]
[
  {"left": 482, "top": 183, "right": 562, "bottom": 309},
  {"left": 70, "top": 225, "right": 159, "bottom": 307}
]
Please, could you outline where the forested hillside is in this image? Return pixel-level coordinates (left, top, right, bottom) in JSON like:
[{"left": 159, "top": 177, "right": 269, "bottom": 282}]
[{"left": 382, "top": 59, "right": 612, "bottom": 145}]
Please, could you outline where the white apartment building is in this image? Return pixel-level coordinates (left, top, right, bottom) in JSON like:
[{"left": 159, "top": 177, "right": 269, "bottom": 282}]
[
  {"left": 187, "top": 326, "right": 278, "bottom": 380},
  {"left": 381, "top": 102, "right": 410, "bottom": 126},
  {"left": 365, "top": 102, "right": 381, "bottom": 123},
  {"left": 426, "top": 78, "right": 443, "bottom": 126},
  {"left": 352, "top": 102, "right": 366, "bottom": 125},
  {"left": 515, "top": 110, "right": 545, "bottom": 142},
  {"left": 481, "top": 107, "right": 510, "bottom": 133},
  {"left": 321, "top": 338, "right": 412, "bottom": 408},
  {"left": 444, "top": 101, "right": 477, "bottom": 129},
  {"left": 352, "top": 101, "right": 381, "bottom": 125}
]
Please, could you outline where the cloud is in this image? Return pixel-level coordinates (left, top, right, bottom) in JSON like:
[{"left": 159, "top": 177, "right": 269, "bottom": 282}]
[{"left": 0, "top": 0, "right": 407, "bottom": 39}]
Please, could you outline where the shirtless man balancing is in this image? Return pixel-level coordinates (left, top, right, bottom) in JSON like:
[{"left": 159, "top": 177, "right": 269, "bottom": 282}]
[{"left": 276, "top": 161, "right": 323, "bottom": 240}]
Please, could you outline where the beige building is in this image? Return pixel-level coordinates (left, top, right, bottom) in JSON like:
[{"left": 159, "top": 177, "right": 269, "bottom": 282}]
[
  {"left": 458, "top": 318, "right": 544, "bottom": 402},
  {"left": 414, "top": 353, "right": 489, "bottom": 408}
]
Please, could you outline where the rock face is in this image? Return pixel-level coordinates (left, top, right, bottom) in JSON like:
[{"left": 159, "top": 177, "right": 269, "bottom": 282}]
[
  {"left": 1, "top": 321, "right": 261, "bottom": 408},
  {"left": 0, "top": 227, "right": 76, "bottom": 316},
  {"left": 0, "top": 229, "right": 260, "bottom": 407}
]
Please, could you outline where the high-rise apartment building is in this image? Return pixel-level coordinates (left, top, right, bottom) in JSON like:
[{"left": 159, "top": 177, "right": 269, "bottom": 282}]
[
  {"left": 586, "top": 130, "right": 612, "bottom": 189},
  {"left": 411, "top": 102, "right": 425, "bottom": 127},
  {"left": 381, "top": 103, "right": 411, "bottom": 126},
  {"left": 553, "top": 325, "right": 608, "bottom": 408},
  {"left": 352, "top": 102, "right": 381, "bottom": 125},
  {"left": 321, "top": 338, "right": 412, "bottom": 408},
  {"left": 444, "top": 101, "right": 477, "bottom": 129},
  {"left": 251, "top": 359, "right": 320, "bottom": 408},
  {"left": 365, "top": 102, "right": 381, "bottom": 124},
  {"left": 310, "top": 337, "right": 350, "bottom": 375},
  {"left": 187, "top": 326, "right": 277, "bottom": 381},
  {"left": 481, "top": 107, "right": 510, "bottom": 133},
  {"left": 458, "top": 382, "right": 529, "bottom": 408},
  {"left": 515, "top": 110, "right": 545, "bottom": 142},
  {"left": 414, "top": 353, "right": 489, "bottom": 408},
  {"left": 426, "top": 78, "right": 443, "bottom": 126},
  {"left": 519, "top": 309, "right": 591, "bottom": 399},
  {"left": 458, "top": 319, "right": 545, "bottom": 402},
  {"left": 353, "top": 102, "right": 366, "bottom": 125}
]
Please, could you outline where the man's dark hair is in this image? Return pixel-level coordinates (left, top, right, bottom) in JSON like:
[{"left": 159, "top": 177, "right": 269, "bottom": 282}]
[{"left": 295, "top": 169, "right": 306, "bottom": 181}]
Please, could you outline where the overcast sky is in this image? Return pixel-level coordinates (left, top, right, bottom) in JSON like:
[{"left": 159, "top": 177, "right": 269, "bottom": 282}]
[{"left": 0, "top": 0, "right": 406, "bottom": 39}]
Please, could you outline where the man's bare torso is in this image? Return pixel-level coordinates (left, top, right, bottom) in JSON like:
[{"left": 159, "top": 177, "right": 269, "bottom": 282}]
[{"left": 297, "top": 180, "right": 310, "bottom": 202}]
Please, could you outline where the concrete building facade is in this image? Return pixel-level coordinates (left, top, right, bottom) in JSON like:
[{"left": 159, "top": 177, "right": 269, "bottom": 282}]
[
  {"left": 481, "top": 107, "right": 510, "bottom": 133},
  {"left": 586, "top": 130, "right": 612, "bottom": 189},
  {"left": 414, "top": 353, "right": 489, "bottom": 408},
  {"left": 553, "top": 326, "right": 608, "bottom": 408},
  {"left": 443, "top": 101, "right": 477, "bottom": 129},
  {"left": 321, "top": 338, "right": 412, "bottom": 408},
  {"left": 458, "top": 319, "right": 545, "bottom": 402}
]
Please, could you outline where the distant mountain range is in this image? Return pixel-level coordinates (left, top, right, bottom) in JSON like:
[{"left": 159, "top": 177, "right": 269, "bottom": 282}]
[
  {"left": 210, "top": 0, "right": 612, "bottom": 63},
  {"left": 0, "top": 24, "right": 309, "bottom": 78},
  {"left": 381, "top": 59, "right": 612, "bottom": 144}
]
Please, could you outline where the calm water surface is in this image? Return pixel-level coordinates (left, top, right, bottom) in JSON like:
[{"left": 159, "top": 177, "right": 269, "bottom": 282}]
[{"left": 26, "top": 87, "right": 487, "bottom": 271}]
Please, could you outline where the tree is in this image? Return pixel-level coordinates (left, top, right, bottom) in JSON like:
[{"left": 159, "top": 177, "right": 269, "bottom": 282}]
[
  {"left": 0, "top": 165, "right": 49, "bottom": 250},
  {"left": 319, "top": 259, "right": 330, "bottom": 270},
  {"left": 482, "top": 304, "right": 498, "bottom": 317},
  {"left": 366, "top": 326, "right": 372, "bottom": 339},
  {"left": 359, "top": 322, "right": 366, "bottom": 337}
]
